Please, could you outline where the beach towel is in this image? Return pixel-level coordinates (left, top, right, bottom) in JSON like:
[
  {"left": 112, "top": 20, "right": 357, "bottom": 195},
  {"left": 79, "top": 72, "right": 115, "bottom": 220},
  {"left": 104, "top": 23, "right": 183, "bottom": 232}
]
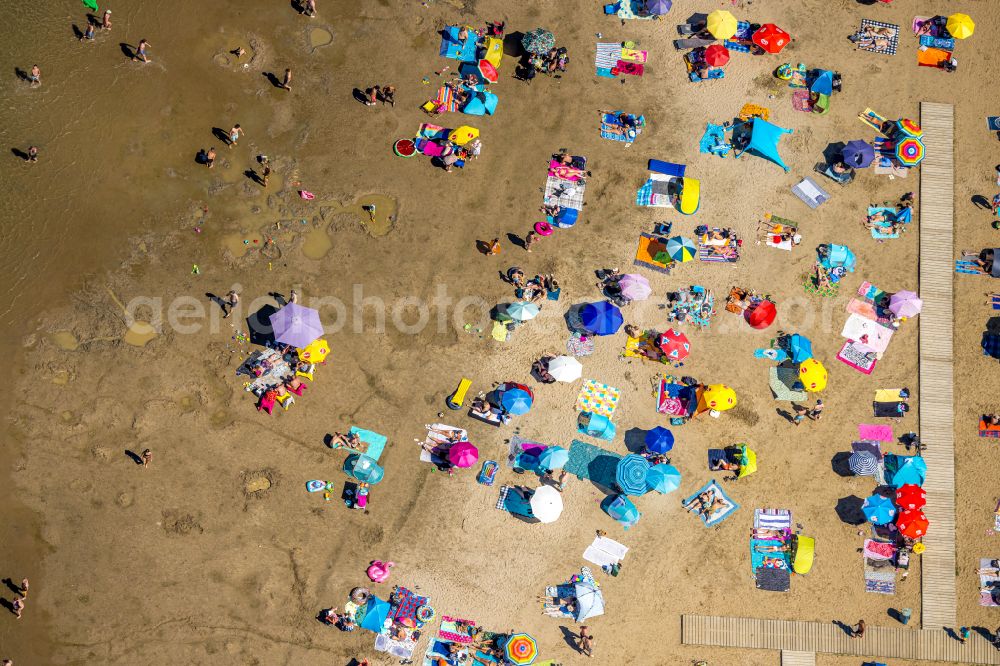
[
  {"left": 755, "top": 566, "right": 791, "bottom": 592},
  {"left": 566, "top": 333, "right": 595, "bottom": 357},
  {"left": 980, "top": 420, "right": 1000, "bottom": 438},
  {"left": 615, "top": 0, "right": 653, "bottom": 20},
  {"left": 751, "top": 538, "right": 791, "bottom": 577},
  {"left": 838, "top": 340, "right": 878, "bottom": 374},
  {"left": 699, "top": 123, "right": 731, "bottom": 157},
  {"left": 375, "top": 633, "right": 417, "bottom": 660},
  {"left": 917, "top": 47, "right": 951, "bottom": 68},
  {"left": 495, "top": 485, "right": 533, "bottom": 517},
  {"left": 857, "top": 19, "right": 899, "bottom": 56},
  {"left": 920, "top": 34, "right": 955, "bottom": 49},
  {"left": 875, "top": 388, "right": 907, "bottom": 402},
  {"left": 438, "top": 617, "right": 476, "bottom": 644},
  {"left": 698, "top": 243, "right": 739, "bottom": 263},
  {"left": 864, "top": 566, "right": 896, "bottom": 594},
  {"left": 956, "top": 259, "right": 985, "bottom": 276},
  {"left": 980, "top": 558, "right": 1000, "bottom": 606},
  {"left": 548, "top": 158, "right": 587, "bottom": 182},
  {"left": 912, "top": 16, "right": 932, "bottom": 35},
  {"left": 583, "top": 535, "right": 629, "bottom": 567},
  {"left": 614, "top": 60, "right": 644, "bottom": 76},
  {"left": 633, "top": 233, "right": 672, "bottom": 274},
  {"left": 673, "top": 38, "right": 714, "bottom": 50},
  {"left": 431, "top": 86, "right": 459, "bottom": 114},
  {"left": 874, "top": 401, "right": 907, "bottom": 418},
  {"left": 791, "top": 177, "right": 830, "bottom": 209},
  {"left": 755, "top": 508, "right": 792, "bottom": 532},
  {"left": 724, "top": 39, "right": 751, "bottom": 53},
  {"left": 864, "top": 539, "right": 897, "bottom": 560},
  {"left": 601, "top": 112, "right": 644, "bottom": 144},
  {"left": 683, "top": 480, "right": 739, "bottom": 527},
  {"left": 544, "top": 176, "right": 586, "bottom": 211},
  {"left": 595, "top": 42, "right": 621, "bottom": 77},
  {"left": 348, "top": 427, "right": 387, "bottom": 461},
  {"left": 392, "top": 586, "right": 429, "bottom": 627},
  {"left": 769, "top": 365, "right": 807, "bottom": 402},
  {"left": 791, "top": 90, "right": 812, "bottom": 113},
  {"left": 576, "top": 379, "right": 621, "bottom": 418},
  {"left": 439, "top": 26, "right": 477, "bottom": 61},
  {"left": 565, "top": 439, "right": 622, "bottom": 488},
  {"left": 858, "top": 107, "right": 889, "bottom": 135},
  {"left": 636, "top": 174, "right": 676, "bottom": 208},
  {"left": 842, "top": 313, "right": 894, "bottom": 354},
  {"left": 418, "top": 123, "right": 451, "bottom": 141},
  {"left": 859, "top": 423, "right": 893, "bottom": 442},
  {"left": 620, "top": 48, "right": 647, "bottom": 63}
]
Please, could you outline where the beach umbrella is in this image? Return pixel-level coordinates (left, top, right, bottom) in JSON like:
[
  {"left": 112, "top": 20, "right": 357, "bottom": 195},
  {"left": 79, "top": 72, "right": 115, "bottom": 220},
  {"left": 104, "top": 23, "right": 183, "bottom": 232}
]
[
  {"left": 475, "top": 59, "right": 498, "bottom": 83},
  {"left": 890, "top": 456, "right": 926, "bottom": 488},
  {"left": 521, "top": 28, "right": 555, "bottom": 55},
  {"left": 82, "top": 0, "right": 99, "bottom": 10},
  {"left": 706, "top": 10, "right": 738, "bottom": 39},
  {"left": 752, "top": 23, "right": 790, "bottom": 54},
  {"left": 946, "top": 13, "right": 974, "bottom": 39},
  {"left": 646, "top": 463, "right": 682, "bottom": 494},
  {"left": 745, "top": 300, "right": 777, "bottom": 329},
  {"left": 848, "top": 451, "right": 880, "bottom": 476},
  {"left": 862, "top": 494, "right": 897, "bottom": 525},
  {"left": 889, "top": 290, "right": 922, "bottom": 318},
  {"left": 297, "top": 338, "right": 330, "bottom": 363},
  {"left": 645, "top": 0, "right": 671, "bottom": 15},
  {"left": 799, "top": 359, "right": 827, "bottom": 392},
  {"left": 896, "top": 119, "right": 923, "bottom": 138},
  {"left": 895, "top": 137, "right": 925, "bottom": 167},
  {"left": 704, "top": 44, "right": 730, "bottom": 67},
  {"left": 895, "top": 484, "right": 927, "bottom": 510},
  {"left": 657, "top": 328, "right": 691, "bottom": 361},
  {"left": 897, "top": 509, "right": 929, "bottom": 538},
  {"left": 529, "top": 486, "right": 563, "bottom": 524},
  {"left": 497, "top": 384, "right": 533, "bottom": 415},
  {"left": 573, "top": 580, "right": 605, "bottom": 621},
  {"left": 604, "top": 494, "right": 640, "bottom": 526},
  {"left": 269, "top": 303, "right": 324, "bottom": 348},
  {"left": 537, "top": 445, "right": 569, "bottom": 470},
  {"left": 504, "top": 302, "right": 540, "bottom": 322},
  {"left": 787, "top": 334, "right": 813, "bottom": 363},
  {"left": 547, "top": 356, "right": 582, "bottom": 383},
  {"left": 504, "top": 633, "right": 539, "bottom": 665},
  {"left": 580, "top": 301, "right": 624, "bottom": 336},
  {"left": 344, "top": 454, "right": 385, "bottom": 484},
  {"left": 448, "top": 441, "right": 478, "bottom": 468},
  {"left": 644, "top": 426, "right": 675, "bottom": 454},
  {"left": 736, "top": 444, "right": 757, "bottom": 478},
  {"left": 618, "top": 274, "right": 652, "bottom": 301},
  {"left": 665, "top": 236, "right": 697, "bottom": 263},
  {"left": 615, "top": 453, "right": 651, "bottom": 496},
  {"left": 703, "top": 384, "right": 737, "bottom": 411},
  {"left": 360, "top": 596, "right": 392, "bottom": 632},
  {"left": 842, "top": 140, "right": 876, "bottom": 168},
  {"left": 448, "top": 125, "right": 479, "bottom": 145}
]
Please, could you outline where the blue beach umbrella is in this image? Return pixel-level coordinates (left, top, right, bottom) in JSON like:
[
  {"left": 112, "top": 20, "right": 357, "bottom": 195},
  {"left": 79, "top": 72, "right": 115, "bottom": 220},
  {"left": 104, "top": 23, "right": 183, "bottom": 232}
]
[
  {"left": 842, "top": 140, "right": 875, "bottom": 168},
  {"left": 862, "top": 494, "right": 897, "bottom": 525},
  {"left": 359, "top": 596, "right": 391, "bottom": 632},
  {"left": 580, "top": 302, "right": 624, "bottom": 336},
  {"left": 891, "top": 456, "right": 927, "bottom": 488},
  {"left": 537, "top": 446, "right": 569, "bottom": 470},
  {"left": 645, "top": 0, "right": 672, "bottom": 15},
  {"left": 644, "top": 426, "right": 675, "bottom": 454},
  {"left": 615, "top": 453, "right": 651, "bottom": 496},
  {"left": 344, "top": 454, "right": 385, "bottom": 484},
  {"left": 646, "top": 464, "right": 682, "bottom": 494},
  {"left": 498, "top": 385, "right": 534, "bottom": 415}
]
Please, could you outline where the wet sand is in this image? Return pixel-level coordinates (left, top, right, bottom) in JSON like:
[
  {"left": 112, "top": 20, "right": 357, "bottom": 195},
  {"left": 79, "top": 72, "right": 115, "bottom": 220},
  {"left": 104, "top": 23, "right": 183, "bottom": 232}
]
[{"left": 1, "top": 1, "right": 999, "bottom": 664}]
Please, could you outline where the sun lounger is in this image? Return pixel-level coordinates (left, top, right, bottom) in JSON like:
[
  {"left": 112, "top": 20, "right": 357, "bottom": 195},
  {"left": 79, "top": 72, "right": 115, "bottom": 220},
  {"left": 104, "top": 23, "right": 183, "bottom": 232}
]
[{"left": 858, "top": 107, "right": 891, "bottom": 135}]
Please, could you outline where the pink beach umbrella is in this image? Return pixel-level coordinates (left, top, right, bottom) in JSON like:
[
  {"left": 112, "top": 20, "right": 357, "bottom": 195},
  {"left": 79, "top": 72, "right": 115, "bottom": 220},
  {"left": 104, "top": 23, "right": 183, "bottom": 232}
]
[
  {"left": 888, "top": 290, "right": 922, "bottom": 318},
  {"left": 448, "top": 441, "right": 479, "bottom": 468},
  {"left": 618, "top": 274, "right": 652, "bottom": 301}
]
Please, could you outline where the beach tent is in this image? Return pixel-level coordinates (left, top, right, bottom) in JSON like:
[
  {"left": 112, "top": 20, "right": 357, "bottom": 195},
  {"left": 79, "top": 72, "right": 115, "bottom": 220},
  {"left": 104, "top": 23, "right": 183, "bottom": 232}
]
[
  {"left": 787, "top": 334, "right": 814, "bottom": 363},
  {"left": 359, "top": 596, "right": 392, "bottom": 632},
  {"left": 810, "top": 70, "right": 835, "bottom": 96},
  {"left": 822, "top": 244, "right": 857, "bottom": 272},
  {"left": 578, "top": 411, "right": 616, "bottom": 440},
  {"left": 792, "top": 535, "right": 815, "bottom": 574},
  {"left": 602, "top": 494, "right": 641, "bottom": 529},
  {"left": 890, "top": 455, "right": 926, "bottom": 487},
  {"left": 482, "top": 36, "right": 503, "bottom": 68},
  {"left": 344, "top": 454, "right": 385, "bottom": 484},
  {"left": 573, "top": 580, "right": 606, "bottom": 621},
  {"left": 461, "top": 90, "right": 498, "bottom": 116},
  {"left": 733, "top": 118, "right": 794, "bottom": 172},
  {"left": 736, "top": 444, "right": 757, "bottom": 478}
]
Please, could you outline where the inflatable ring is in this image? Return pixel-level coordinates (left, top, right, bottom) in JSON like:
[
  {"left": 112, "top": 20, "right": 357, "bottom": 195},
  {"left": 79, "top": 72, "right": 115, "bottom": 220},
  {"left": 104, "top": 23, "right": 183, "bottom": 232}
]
[
  {"left": 534, "top": 221, "right": 554, "bottom": 236},
  {"left": 912, "top": 542, "right": 925, "bottom": 554},
  {"left": 415, "top": 604, "right": 435, "bottom": 623},
  {"left": 350, "top": 587, "right": 371, "bottom": 604},
  {"left": 393, "top": 138, "right": 416, "bottom": 158}
]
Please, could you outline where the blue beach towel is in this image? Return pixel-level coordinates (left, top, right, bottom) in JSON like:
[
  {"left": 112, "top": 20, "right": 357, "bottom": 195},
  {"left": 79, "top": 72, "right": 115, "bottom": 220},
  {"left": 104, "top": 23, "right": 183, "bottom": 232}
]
[
  {"left": 600, "top": 112, "right": 644, "bottom": 143},
  {"left": 682, "top": 480, "right": 740, "bottom": 527},
  {"left": 565, "top": 439, "right": 622, "bottom": 489},
  {"left": 439, "top": 26, "right": 477, "bottom": 61},
  {"left": 750, "top": 538, "right": 791, "bottom": 572},
  {"left": 349, "top": 427, "right": 387, "bottom": 461},
  {"left": 700, "top": 124, "right": 731, "bottom": 157}
]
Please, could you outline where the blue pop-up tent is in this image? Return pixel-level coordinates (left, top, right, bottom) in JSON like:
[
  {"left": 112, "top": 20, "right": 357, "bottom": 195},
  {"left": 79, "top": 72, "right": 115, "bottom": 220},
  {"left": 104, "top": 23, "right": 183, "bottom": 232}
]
[{"left": 734, "top": 118, "right": 794, "bottom": 171}]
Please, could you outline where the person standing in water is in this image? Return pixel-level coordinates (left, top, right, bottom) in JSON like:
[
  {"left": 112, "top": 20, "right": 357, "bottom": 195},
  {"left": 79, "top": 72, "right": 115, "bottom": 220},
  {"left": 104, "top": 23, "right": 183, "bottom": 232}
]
[
  {"left": 205, "top": 147, "right": 216, "bottom": 168},
  {"left": 81, "top": 23, "right": 95, "bottom": 42},
  {"left": 282, "top": 69, "right": 292, "bottom": 90},
  {"left": 101, "top": 10, "right": 112, "bottom": 31},
  {"left": 27, "top": 146, "right": 38, "bottom": 163},
  {"left": 133, "top": 39, "right": 151, "bottom": 63},
  {"left": 228, "top": 124, "right": 244, "bottom": 148},
  {"left": 28, "top": 65, "right": 41, "bottom": 87}
]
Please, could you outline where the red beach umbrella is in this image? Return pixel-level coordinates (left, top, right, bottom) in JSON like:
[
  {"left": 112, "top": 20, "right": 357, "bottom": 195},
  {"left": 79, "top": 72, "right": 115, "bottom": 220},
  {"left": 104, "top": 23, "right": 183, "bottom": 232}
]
[
  {"left": 752, "top": 24, "right": 791, "bottom": 54},
  {"left": 895, "top": 484, "right": 926, "bottom": 510},
  {"left": 658, "top": 328, "right": 691, "bottom": 361},
  {"left": 896, "top": 509, "right": 929, "bottom": 538},
  {"left": 745, "top": 300, "right": 777, "bottom": 329},
  {"left": 704, "top": 44, "right": 730, "bottom": 67}
]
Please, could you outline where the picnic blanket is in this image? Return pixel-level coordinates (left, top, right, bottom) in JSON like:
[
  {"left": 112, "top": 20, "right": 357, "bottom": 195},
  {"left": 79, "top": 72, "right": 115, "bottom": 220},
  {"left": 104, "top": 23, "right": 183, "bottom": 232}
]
[
  {"left": 859, "top": 423, "right": 893, "bottom": 442},
  {"left": 857, "top": 19, "right": 899, "bottom": 56},
  {"left": 636, "top": 174, "right": 676, "bottom": 208},
  {"left": 980, "top": 558, "right": 1000, "bottom": 606},
  {"left": 544, "top": 175, "right": 586, "bottom": 211},
  {"left": 864, "top": 565, "right": 896, "bottom": 594},
  {"left": 769, "top": 365, "right": 807, "bottom": 402},
  {"left": 683, "top": 480, "right": 739, "bottom": 527},
  {"left": 838, "top": 340, "right": 878, "bottom": 374},
  {"left": 864, "top": 539, "right": 897, "bottom": 561},
  {"left": 634, "top": 233, "right": 672, "bottom": 274},
  {"left": 338, "top": 427, "right": 387, "bottom": 461},
  {"left": 565, "top": 439, "right": 622, "bottom": 488},
  {"left": 601, "top": 111, "right": 644, "bottom": 144},
  {"left": 431, "top": 85, "right": 459, "bottom": 114},
  {"left": 576, "top": 379, "right": 621, "bottom": 417},
  {"left": 842, "top": 313, "right": 894, "bottom": 354}
]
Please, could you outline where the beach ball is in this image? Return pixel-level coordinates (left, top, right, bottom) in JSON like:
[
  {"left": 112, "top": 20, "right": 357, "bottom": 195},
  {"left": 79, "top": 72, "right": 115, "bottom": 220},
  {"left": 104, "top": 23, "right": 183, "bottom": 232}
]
[{"left": 798, "top": 358, "right": 827, "bottom": 392}]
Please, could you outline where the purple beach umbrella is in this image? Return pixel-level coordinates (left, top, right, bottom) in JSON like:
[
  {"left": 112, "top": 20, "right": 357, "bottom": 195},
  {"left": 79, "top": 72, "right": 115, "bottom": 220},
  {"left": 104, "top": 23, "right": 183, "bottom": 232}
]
[{"left": 268, "top": 303, "right": 324, "bottom": 348}]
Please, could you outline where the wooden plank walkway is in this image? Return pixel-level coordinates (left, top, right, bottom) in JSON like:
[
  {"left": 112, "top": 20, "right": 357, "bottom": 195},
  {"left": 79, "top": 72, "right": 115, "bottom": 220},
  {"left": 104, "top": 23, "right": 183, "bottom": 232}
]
[
  {"left": 682, "top": 615, "right": 1000, "bottom": 664},
  {"left": 919, "top": 101, "right": 957, "bottom": 631},
  {"left": 780, "top": 650, "right": 815, "bottom": 666}
]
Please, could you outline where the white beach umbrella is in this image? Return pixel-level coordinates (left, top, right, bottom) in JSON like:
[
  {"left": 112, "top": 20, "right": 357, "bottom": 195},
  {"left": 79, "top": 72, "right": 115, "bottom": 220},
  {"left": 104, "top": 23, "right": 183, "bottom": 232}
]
[
  {"left": 548, "top": 356, "right": 583, "bottom": 382},
  {"left": 530, "top": 485, "right": 564, "bottom": 523}
]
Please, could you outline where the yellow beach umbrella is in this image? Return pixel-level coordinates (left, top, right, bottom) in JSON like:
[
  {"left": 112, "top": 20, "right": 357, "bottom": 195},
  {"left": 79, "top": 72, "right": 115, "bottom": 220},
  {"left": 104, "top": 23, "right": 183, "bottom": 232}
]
[
  {"left": 298, "top": 338, "right": 330, "bottom": 363},
  {"left": 737, "top": 444, "right": 757, "bottom": 479},
  {"left": 703, "top": 383, "right": 738, "bottom": 411},
  {"left": 706, "top": 10, "right": 738, "bottom": 40},
  {"left": 799, "top": 358, "right": 827, "bottom": 392},
  {"left": 946, "top": 13, "right": 974, "bottom": 39},
  {"left": 449, "top": 125, "right": 479, "bottom": 145}
]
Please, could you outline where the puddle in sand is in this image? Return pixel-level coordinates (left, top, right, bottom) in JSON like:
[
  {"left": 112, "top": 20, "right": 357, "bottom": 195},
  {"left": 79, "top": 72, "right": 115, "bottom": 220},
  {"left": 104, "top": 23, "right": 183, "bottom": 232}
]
[
  {"left": 302, "top": 226, "right": 333, "bottom": 259},
  {"left": 223, "top": 232, "right": 264, "bottom": 258},
  {"left": 50, "top": 331, "right": 79, "bottom": 351},
  {"left": 353, "top": 194, "right": 398, "bottom": 237},
  {"left": 308, "top": 27, "right": 333, "bottom": 49},
  {"left": 124, "top": 321, "right": 157, "bottom": 347}
]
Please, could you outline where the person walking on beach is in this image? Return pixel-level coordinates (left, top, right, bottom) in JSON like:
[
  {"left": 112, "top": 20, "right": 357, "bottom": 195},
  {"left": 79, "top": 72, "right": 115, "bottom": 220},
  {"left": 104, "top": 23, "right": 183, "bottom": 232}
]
[
  {"left": 11, "top": 597, "right": 23, "bottom": 619},
  {"left": 141, "top": 448, "right": 152, "bottom": 469},
  {"left": 303, "top": 0, "right": 317, "bottom": 17},
  {"left": 577, "top": 626, "right": 593, "bottom": 657},
  {"left": 486, "top": 238, "right": 500, "bottom": 255},
  {"left": 851, "top": 619, "right": 865, "bottom": 639},
  {"left": 959, "top": 626, "right": 970, "bottom": 644},
  {"left": 223, "top": 290, "right": 239, "bottom": 318},
  {"left": 261, "top": 162, "right": 271, "bottom": 187},
  {"left": 380, "top": 85, "right": 395, "bottom": 107},
  {"left": 26, "top": 146, "right": 38, "bottom": 163},
  {"left": 28, "top": 65, "right": 41, "bottom": 87},
  {"left": 205, "top": 147, "right": 216, "bottom": 168},
  {"left": 19, "top": 578, "right": 28, "bottom": 599},
  {"left": 288, "top": 289, "right": 298, "bottom": 305},
  {"left": 133, "top": 39, "right": 151, "bottom": 63},
  {"left": 791, "top": 403, "right": 809, "bottom": 426},
  {"left": 808, "top": 399, "right": 824, "bottom": 421},
  {"left": 101, "top": 9, "right": 112, "bottom": 31},
  {"left": 228, "top": 124, "right": 244, "bottom": 148},
  {"left": 81, "top": 23, "right": 95, "bottom": 42},
  {"left": 524, "top": 230, "right": 538, "bottom": 253},
  {"left": 282, "top": 68, "right": 292, "bottom": 91}
]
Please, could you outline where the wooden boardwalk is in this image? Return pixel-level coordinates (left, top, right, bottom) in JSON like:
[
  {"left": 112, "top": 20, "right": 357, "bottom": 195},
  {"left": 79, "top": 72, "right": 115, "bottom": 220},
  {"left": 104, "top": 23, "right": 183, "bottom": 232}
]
[
  {"left": 682, "top": 615, "right": 1000, "bottom": 664},
  {"left": 919, "top": 101, "right": 957, "bottom": 630}
]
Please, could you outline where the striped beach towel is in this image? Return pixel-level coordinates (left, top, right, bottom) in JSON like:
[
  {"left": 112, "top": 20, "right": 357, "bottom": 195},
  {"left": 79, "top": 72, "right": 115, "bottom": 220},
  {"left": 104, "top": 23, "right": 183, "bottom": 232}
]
[
  {"left": 596, "top": 42, "right": 621, "bottom": 77},
  {"left": 754, "top": 508, "right": 792, "bottom": 531},
  {"left": 433, "top": 86, "right": 458, "bottom": 113}
]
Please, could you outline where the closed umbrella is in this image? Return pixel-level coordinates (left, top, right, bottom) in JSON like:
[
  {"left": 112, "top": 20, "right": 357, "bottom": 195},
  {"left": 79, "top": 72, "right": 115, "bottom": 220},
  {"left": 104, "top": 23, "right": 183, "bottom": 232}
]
[
  {"left": 529, "top": 486, "right": 563, "bottom": 524},
  {"left": 862, "top": 494, "right": 897, "bottom": 525},
  {"left": 521, "top": 28, "right": 555, "bottom": 55},
  {"left": 580, "top": 301, "right": 624, "bottom": 336},
  {"left": 665, "top": 236, "right": 697, "bottom": 263},
  {"left": 644, "top": 426, "right": 674, "bottom": 454},
  {"left": 618, "top": 274, "right": 652, "bottom": 301},
  {"left": 889, "top": 290, "right": 922, "bottom": 317},
  {"left": 745, "top": 300, "right": 777, "bottom": 329},
  {"left": 645, "top": 0, "right": 671, "bottom": 16},
  {"left": 848, "top": 451, "right": 879, "bottom": 476},
  {"left": 497, "top": 384, "right": 533, "bottom": 415},
  {"left": 547, "top": 356, "right": 582, "bottom": 382},
  {"left": 537, "top": 445, "right": 569, "bottom": 470},
  {"left": 897, "top": 509, "right": 929, "bottom": 538},
  {"left": 645, "top": 463, "right": 681, "bottom": 494},
  {"left": 706, "top": 9, "right": 738, "bottom": 39},
  {"left": 946, "top": 13, "right": 974, "bottom": 39},
  {"left": 704, "top": 44, "right": 730, "bottom": 67},
  {"left": 895, "top": 483, "right": 926, "bottom": 510},
  {"left": 504, "top": 302, "right": 540, "bottom": 321},
  {"left": 657, "top": 328, "right": 691, "bottom": 361},
  {"left": 504, "top": 633, "right": 539, "bottom": 665},
  {"left": 799, "top": 359, "right": 827, "bottom": 392},
  {"left": 752, "top": 23, "right": 790, "bottom": 54},
  {"left": 573, "top": 581, "right": 605, "bottom": 621},
  {"left": 787, "top": 333, "right": 814, "bottom": 362},
  {"left": 269, "top": 303, "right": 324, "bottom": 348},
  {"left": 702, "top": 384, "right": 737, "bottom": 411},
  {"left": 615, "top": 453, "right": 651, "bottom": 496},
  {"left": 448, "top": 441, "right": 478, "bottom": 468},
  {"left": 842, "top": 140, "right": 876, "bottom": 168}
]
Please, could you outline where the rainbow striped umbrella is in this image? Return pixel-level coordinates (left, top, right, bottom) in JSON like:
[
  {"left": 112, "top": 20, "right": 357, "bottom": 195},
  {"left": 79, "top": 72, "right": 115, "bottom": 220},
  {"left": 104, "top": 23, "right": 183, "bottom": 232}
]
[
  {"left": 895, "top": 137, "right": 925, "bottom": 166},
  {"left": 504, "top": 633, "right": 538, "bottom": 665},
  {"left": 896, "top": 118, "right": 923, "bottom": 138}
]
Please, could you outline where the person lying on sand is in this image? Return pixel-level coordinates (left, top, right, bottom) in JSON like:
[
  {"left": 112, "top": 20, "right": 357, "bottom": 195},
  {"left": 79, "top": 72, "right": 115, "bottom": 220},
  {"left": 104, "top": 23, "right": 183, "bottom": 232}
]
[
  {"left": 754, "top": 543, "right": 791, "bottom": 553},
  {"left": 330, "top": 431, "right": 362, "bottom": 449},
  {"left": 710, "top": 459, "right": 739, "bottom": 471}
]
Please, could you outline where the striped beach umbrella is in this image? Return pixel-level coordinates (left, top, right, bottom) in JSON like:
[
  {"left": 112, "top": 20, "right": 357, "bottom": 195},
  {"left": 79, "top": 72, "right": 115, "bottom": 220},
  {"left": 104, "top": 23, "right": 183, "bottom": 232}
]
[
  {"left": 895, "top": 137, "right": 925, "bottom": 166},
  {"left": 665, "top": 236, "right": 696, "bottom": 263},
  {"left": 615, "top": 453, "right": 651, "bottom": 496},
  {"left": 895, "top": 118, "right": 923, "bottom": 138},
  {"left": 848, "top": 451, "right": 879, "bottom": 476},
  {"left": 504, "top": 633, "right": 538, "bottom": 665}
]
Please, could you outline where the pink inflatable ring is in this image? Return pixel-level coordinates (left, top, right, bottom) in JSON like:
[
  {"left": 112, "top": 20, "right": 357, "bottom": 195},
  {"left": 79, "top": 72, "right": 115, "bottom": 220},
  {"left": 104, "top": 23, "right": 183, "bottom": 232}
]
[{"left": 534, "top": 221, "right": 554, "bottom": 236}]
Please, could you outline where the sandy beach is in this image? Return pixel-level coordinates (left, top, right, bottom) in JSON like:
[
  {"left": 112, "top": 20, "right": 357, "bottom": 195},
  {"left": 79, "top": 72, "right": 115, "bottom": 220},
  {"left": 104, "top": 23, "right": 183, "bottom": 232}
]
[{"left": 1, "top": 1, "right": 999, "bottom": 664}]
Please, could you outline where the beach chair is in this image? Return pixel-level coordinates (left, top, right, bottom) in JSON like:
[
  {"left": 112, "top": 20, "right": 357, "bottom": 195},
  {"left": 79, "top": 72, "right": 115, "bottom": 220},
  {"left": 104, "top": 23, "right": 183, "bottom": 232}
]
[
  {"left": 296, "top": 364, "right": 315, "bottom": 381},
  {"left": 276, "top": 393, "right": 295, "bottom": 410},
  {"left": 815, "top": 162, "right": 854, "bottom": 186},
  {"left": 257, "top": 393, "right": 276, "bottom": 415},
  {"left": 447, "top": 378, "right": 472, "bottom": 410},
  {"left": 288, "top": 383, "right": 307, "bottom": 396}
]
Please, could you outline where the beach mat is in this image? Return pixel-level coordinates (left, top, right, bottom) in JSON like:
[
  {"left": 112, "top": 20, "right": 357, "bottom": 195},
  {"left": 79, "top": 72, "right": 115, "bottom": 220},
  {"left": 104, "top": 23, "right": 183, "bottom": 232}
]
[
  {"left": 791, "top": 90, "right": 811, "bottom": 113},
  {"left": 769, "top": 365, "right": 806, "bottom": 402},
  {"left": 838, "top": 341, "right": 878, "bottom": 375},
  {"left": 576, "top": 379, "right": 621, "bottom": 417},
  {"left": 595, "top": 42, "right": 621, "bottom": 77},
  {"left": 682, "top": 480, "right": 739, "bottom": 527},
  {"left": 858, "top": 19, "right": 899, "bottom": 56},
  {"left": 543, "top": 175, "right": 586, "bottom": 211},
  {"left": 348, "top": 427, "right": 387, "bottom": 461},
  {"left": 859, "top": 423, "right": 893, "bottom": 442},
  {"left": 634, "top": 233, "right": 672, "bottom": 274},
  {"left": 755, "top": 566, "right": 791, "bottom": 592},
  {"left": 565, "top": 439, "right": 621, "bottom": 489}
]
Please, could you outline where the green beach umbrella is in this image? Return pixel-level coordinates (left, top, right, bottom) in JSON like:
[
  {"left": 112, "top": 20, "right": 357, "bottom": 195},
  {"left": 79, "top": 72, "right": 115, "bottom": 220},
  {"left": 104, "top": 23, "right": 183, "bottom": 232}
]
[{"left": 82, "top": 0, "right": 99, "bottom": 10}]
